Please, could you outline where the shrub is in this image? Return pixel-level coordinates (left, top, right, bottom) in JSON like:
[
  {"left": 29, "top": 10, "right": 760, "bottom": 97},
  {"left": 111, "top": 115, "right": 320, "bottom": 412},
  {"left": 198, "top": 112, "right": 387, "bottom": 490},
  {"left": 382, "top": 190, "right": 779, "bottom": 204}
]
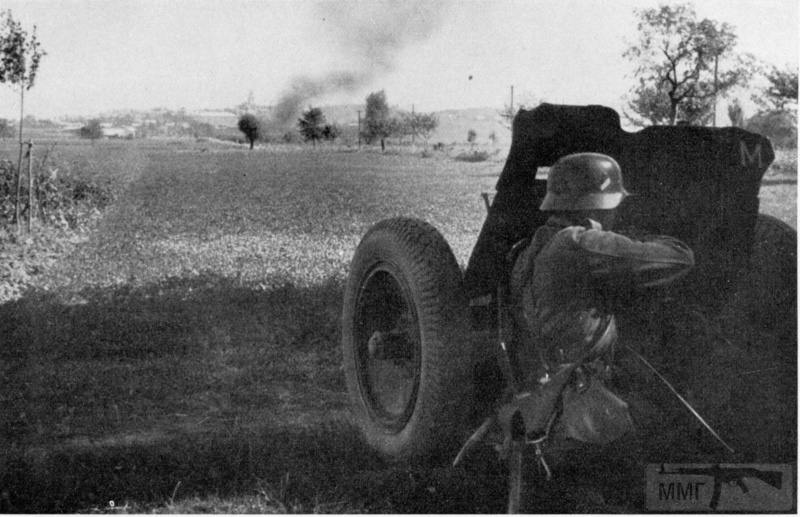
[
  {"left": 0, "top": 159, "right": 115, "bottom": 231},
  {"left": 0, "top": 160, "right": 15, "bottom": 222},
  {"left": 745, "top": 110, "right": 797, "bottom": 148},
  {"left": 454, "top": 150, "right": 489, "bottom": 162},
  {"left": 79, "top": 119, "right": 103, "bottom": 141},
  {"left": 322, "top": 123, "right": 340, "bottom": 142}
]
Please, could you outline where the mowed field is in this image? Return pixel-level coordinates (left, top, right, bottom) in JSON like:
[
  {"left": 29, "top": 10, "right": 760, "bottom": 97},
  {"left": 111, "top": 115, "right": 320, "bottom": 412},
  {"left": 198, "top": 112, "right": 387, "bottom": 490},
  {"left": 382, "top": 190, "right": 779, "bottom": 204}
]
[{"left": 1, "top": 140, "right": 796, "bottom": 512}]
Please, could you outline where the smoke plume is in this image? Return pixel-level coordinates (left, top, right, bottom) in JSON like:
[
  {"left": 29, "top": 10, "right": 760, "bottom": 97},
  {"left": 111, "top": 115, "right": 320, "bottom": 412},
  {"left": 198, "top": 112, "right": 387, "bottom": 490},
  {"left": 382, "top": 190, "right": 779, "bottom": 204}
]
[{"left": 272, "top": 1, "right": 448, "bottom": 125}]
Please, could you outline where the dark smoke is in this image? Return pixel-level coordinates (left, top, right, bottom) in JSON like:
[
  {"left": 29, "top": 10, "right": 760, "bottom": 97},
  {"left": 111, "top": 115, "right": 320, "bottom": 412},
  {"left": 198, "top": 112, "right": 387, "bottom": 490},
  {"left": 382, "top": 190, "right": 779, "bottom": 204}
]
[
  {"left": 272, "top": 1, "right": 448, "bottom": 125},
  {"left": 272, "top": 71, "right": 366, "bottom": 125}
]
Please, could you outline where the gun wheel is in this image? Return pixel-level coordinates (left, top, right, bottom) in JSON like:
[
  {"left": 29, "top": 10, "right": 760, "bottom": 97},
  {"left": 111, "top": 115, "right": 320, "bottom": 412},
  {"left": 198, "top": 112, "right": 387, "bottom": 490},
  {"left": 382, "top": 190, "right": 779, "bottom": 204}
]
[
  {"left": 342, "top": 217, "right": 471, "bottom": 461},
  {"left": 733, "top": 213, "right": 797, "bottom": 340}
]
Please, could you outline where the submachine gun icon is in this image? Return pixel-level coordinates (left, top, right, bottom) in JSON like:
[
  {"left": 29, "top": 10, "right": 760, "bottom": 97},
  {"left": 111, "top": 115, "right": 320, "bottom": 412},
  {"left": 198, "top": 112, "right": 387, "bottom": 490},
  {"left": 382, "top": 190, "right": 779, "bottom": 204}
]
[{"left": 659, "top": 464, "right": 783, "bottom": 510}]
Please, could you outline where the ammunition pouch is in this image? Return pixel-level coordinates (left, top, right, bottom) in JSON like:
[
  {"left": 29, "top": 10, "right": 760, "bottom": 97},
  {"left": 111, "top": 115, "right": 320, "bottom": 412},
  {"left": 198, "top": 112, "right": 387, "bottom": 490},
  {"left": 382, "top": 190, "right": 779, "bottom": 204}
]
[
  {"left": 498, "top": 361, "right": 633, "bottom": 446},
  {"left": 561, "top": 375, "right": 633, "bottom": 444}
]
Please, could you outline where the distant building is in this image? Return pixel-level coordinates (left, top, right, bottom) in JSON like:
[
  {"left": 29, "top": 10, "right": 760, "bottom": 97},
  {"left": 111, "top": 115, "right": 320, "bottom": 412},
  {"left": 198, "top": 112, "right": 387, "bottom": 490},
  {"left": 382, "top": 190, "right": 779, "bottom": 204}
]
[
  {"left": 103, "top": 126, "right": 136, "bottom": 138},
  {"left": 57, "top": 121, "right": 83, "bottom": 131}
]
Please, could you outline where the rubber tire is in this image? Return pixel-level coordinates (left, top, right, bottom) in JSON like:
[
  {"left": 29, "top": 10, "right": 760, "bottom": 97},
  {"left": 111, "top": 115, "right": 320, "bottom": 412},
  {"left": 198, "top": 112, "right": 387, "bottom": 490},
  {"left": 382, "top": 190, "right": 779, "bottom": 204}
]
[
  {"left": 342, "top": 217, "right": 471, "bottom": 461},
  {"left": 735, "top": 213, "right": 797, "bottom": 336}
]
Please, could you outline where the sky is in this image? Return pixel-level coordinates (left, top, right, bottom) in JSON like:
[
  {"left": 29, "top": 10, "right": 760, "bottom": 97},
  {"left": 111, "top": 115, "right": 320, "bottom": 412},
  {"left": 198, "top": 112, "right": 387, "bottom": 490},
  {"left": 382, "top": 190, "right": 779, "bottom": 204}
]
[{"left": 0, "top": 0, "right": 797, "bottom": 120}]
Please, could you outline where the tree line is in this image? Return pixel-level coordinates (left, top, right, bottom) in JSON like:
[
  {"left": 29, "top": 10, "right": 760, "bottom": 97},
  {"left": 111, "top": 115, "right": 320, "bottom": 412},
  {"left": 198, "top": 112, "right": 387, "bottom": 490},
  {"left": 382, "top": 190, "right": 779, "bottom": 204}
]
[{"left": 237, "top": 90, "right": 439, "bottom": 151}]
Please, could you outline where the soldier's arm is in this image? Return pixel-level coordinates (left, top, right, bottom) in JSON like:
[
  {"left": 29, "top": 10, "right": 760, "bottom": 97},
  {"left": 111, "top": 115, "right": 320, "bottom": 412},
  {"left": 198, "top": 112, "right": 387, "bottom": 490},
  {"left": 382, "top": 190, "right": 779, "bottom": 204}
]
[{"left": 570, "top": 226, "right": 695, "bottom": 289}]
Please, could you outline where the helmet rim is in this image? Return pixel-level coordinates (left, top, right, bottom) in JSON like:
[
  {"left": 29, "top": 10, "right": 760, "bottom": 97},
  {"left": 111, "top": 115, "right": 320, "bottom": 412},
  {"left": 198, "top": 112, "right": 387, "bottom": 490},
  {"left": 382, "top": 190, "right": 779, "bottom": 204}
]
[{"left": 540, "top": 191, "right": 627, "bottom": 211}]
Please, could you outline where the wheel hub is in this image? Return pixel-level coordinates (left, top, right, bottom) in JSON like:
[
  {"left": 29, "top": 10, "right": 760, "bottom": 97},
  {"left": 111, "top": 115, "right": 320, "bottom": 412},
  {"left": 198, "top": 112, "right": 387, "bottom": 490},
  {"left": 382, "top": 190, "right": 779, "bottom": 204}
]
[{"left": 355, "top": 265, "right": 422, "bottom": 431}]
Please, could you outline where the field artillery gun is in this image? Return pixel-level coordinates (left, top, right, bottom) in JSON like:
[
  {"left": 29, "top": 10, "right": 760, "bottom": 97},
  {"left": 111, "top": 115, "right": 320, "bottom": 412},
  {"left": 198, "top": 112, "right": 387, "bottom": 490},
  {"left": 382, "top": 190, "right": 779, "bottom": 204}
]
[{"left": 341, "top": 103, "right": 796, "bottom": 510}]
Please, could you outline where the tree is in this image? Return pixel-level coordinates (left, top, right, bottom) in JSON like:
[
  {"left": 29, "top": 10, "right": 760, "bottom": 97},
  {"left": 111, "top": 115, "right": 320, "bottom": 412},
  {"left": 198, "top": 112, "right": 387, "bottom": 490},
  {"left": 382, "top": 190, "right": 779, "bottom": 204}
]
[
  {"left": 297, "top": 107, "right": 326, "bottom": 145},
  {"left": 79, "top": 119, "right": 103, "bottom": 142},
  {"left": 237, "top": 113, "right": 261, "bottom": 149},
  {"left": 754, "top": 65, "right": 798, "bottom": 113},
  {"left": 0, "top": 9, "right": 45, "bottom": 227},
  {"left": 399, "top": 111, "right": 438, "bottom": 146},
  {"left": 747, "top": 65, "right": 797, "bottom": 148},
  {"left": 623, "top": 4, "right": 751, "bottom": 126},
  {"left": 745, "top": 110, "right": 796, "bottom": 148},
  {"left": 413, "top": 112, "right": 438, "bottom": 144},
  {"left": 363, "top": 90, "right": 393, "bottom": 151},
  {"left": 393, "top": 113, "right": 412, "bottom": 144}
]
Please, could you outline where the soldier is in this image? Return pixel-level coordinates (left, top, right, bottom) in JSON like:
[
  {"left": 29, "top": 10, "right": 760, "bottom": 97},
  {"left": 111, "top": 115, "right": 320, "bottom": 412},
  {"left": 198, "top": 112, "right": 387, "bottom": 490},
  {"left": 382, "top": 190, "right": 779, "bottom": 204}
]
[{"left": 509, "top": 152, "right": 696, "bottom": 422}]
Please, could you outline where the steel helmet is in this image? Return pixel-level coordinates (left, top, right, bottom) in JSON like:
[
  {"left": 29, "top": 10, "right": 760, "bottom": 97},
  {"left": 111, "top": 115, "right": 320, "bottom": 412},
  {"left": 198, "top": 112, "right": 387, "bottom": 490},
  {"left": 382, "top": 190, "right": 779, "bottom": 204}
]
[{"left": 540, "top": 153, "right": 629, "bottom": 211}]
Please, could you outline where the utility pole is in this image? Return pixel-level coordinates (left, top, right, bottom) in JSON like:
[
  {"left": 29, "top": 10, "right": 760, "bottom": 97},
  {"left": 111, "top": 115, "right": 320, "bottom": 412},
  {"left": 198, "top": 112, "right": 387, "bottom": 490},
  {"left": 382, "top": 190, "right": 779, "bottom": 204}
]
[
  {"left": 411, "top": 104, "right": 415, "bottom": 145},
  {"left": 15, "top": 86, "right": 25, "bottom": 234},
  {"left": 357, "top": 110, "right": 361, "bottom": 149},
  {"left": 26, "top": 141, "right": 33, "bottom": 233},
  {"left": 712, "top": 54, "right": 719, "bottom": 127}
]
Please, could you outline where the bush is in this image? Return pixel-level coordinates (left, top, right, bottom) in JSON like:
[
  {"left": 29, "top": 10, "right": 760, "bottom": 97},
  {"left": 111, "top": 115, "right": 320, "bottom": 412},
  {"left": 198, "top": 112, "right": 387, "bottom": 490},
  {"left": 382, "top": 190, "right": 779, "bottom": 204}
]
[
  {"left": 745, "top": 110, "right": 797, "bottom": 148},
  {"left": 454, "top": 150, "right": 489, "bottom": 162},
  {"left": 0, "top": 160, "right": 15, "bottom": 222},
  {"left": 322, "top": 123, "right": 340, "bottom": 142},
  {"left": 0, "top": 159, "right": 115, "bottom": 231},
  {"left": 79, "top": 119, "right": 104, "bottom": 141}
]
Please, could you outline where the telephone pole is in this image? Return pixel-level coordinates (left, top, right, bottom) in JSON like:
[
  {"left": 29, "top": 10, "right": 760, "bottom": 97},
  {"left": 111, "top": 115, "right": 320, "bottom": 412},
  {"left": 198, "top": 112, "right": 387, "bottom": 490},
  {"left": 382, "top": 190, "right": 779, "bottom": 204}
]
[
  {"left": 411, "top": 104, "right": 415, "bottom": 145},
  {"left": 357, "top": 110, "right": 362, "bottom": 149},
  {"left": 712, "top": 54, "right": 719, "bottom": 127}
]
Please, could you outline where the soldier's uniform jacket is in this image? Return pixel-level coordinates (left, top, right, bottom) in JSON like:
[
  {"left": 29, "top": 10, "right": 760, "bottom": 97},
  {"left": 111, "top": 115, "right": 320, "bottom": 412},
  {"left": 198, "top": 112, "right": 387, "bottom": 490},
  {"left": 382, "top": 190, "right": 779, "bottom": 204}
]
[{"left": 511, "top": 215, "right": 695, "bottom": 373}]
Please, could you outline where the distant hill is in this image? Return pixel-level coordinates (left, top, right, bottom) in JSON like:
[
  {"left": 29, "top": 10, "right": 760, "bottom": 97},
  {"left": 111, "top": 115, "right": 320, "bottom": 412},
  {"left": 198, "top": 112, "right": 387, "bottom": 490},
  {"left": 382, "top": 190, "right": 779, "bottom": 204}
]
[
  {"left": 36, "top": 103, "right": 514, "bottom": 148},
  {"left": 432, "top": 107, "right": 510, "bottom": 147}
]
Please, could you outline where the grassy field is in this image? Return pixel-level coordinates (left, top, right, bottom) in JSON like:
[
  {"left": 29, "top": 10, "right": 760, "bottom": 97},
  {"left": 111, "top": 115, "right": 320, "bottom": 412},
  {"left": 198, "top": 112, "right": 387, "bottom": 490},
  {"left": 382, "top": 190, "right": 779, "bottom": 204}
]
[{"left": 0, "top": 139, "right": 796, "bottom": 512}]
